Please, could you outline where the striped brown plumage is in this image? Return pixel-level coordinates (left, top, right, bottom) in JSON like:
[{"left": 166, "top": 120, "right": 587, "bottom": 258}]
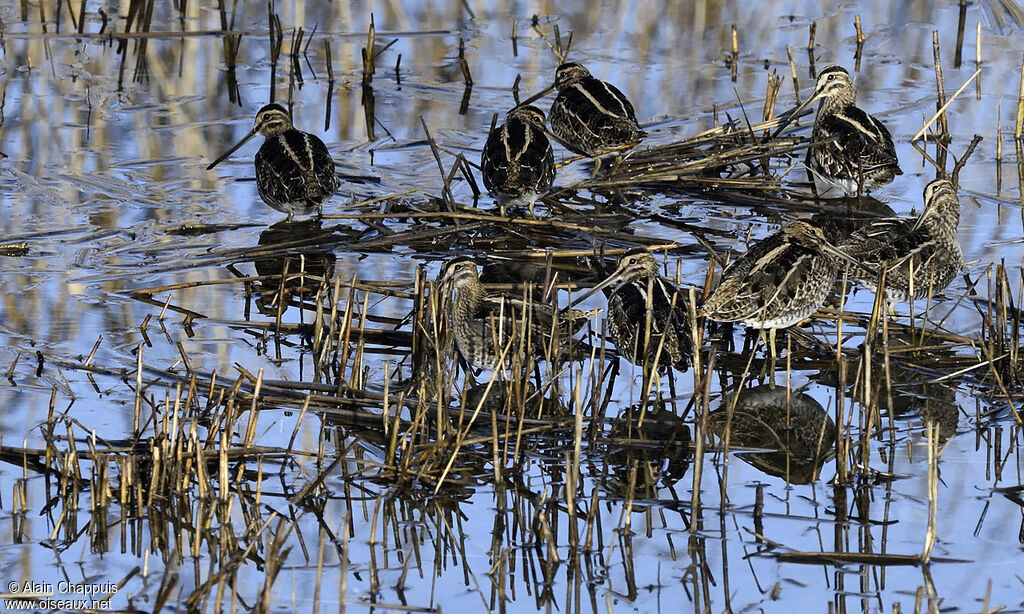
[
  {"left": 702, "top": 221, "right": 850, "bottom": 330},
  {"left": 480, "top": 105, "right": 555, "bottom": 214},
  {"left": 839, "top": 178, "right": 962, "bottom": 302},
  {"left": 574, "top": 249, "right": 692, "bottom": 373},
  {"left": 208, "top": 103, "right": 339, "bottom": 217},
  {"left": 439, "top": 257, "right": 596, "bottom": 372},
  {"left": 774, "top": 66, "right": 900, "bottom": 196},
  {"left": 548, "top": 62, "right": 647, "bottom": 156}
]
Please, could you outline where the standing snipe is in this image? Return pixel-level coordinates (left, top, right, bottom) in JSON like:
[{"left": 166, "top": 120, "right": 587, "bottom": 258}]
[
  {"left": 702, "top": 221, "right": 854, "bottom": 332},
  {"left": 573, "top": 249, "right": 691, "bottom": 373},
  {"left": 480, "top": 105, "right": 555, "bottom": 216},
  {"left": 439, "top": 257, "right": 596, "bottom": 372},
  {"left": 207, "top": 103, "right": 339, "bottom": 217},
  {"left": 547, "top": 62, "right": 647, "bottom": 157},
  {"left": 776, "top": 66, "right": 901, "bottom": 196},
  {"left": 839, "top": 178, "right": 962, "bottom": 302}
]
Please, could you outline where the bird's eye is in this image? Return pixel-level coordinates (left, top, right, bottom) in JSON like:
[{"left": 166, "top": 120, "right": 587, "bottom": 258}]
[{"left": 827, "top": 74, "right": 835, "bottom": 81}]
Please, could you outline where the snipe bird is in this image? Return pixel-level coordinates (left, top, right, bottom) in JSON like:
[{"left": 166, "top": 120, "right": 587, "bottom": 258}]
[
  {"left": 838, "top": 178, "right": 962, "bottom": 302},
  {"left": 439, "top": 257, "right": 596, "bottom": 372},
  {"left": 546, "top": 62, "right": 647, "bottom": 157},
  {"left": 702, "top": 221, "right": 856, "bottom": 333},
  {"left": 573, "top": 249, "right": 692, "bottom": 373},
  {"left": 480, "top": 105, "right": 555, "bottom": 216},
  {"left": 774, "top": 66, "right": 901, "bottom": 196},
  {"left": 207, "top": 103, "right": 339, "bottom": 217}
]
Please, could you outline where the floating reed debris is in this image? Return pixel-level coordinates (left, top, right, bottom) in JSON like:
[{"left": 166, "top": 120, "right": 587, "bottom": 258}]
[{"left": 565, "top": 113, "right": 804, "bottom": 196}]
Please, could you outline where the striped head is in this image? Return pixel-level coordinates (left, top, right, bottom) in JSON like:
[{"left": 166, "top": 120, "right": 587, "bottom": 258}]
[
  {"left": 573, "top": 248, "right": 660, "bottom": 304},
  {"left": 781, "top": 220, "right": 829, "bottom": 247},
  {"left": 554, "top": 62, "right": 593, "bottom": 90},
  {"left": 253, "top": 103, "right": 294, "bottom": 137},
  {"left": 810, "top": 66, "right": 857, "bottom": 109},
  {"left": 612, "top": 248, "right": 660, "bottom": 283},
  {"left": 921, "top": 178, "right": 961, "bottom": 229},
  {"left": 783, "top": 220, "right": 862, "bottom": 268},
  {"left": 439, "top": 257, "right": 481, "bottom": 290},
  {"left": 507, "top": 105, "right": 548, "bottom": 129}
]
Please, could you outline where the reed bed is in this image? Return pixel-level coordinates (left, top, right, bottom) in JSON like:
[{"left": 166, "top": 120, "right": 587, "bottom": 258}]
[{"left": 1, "top": 2, "right": 1022, "bottom": 612}]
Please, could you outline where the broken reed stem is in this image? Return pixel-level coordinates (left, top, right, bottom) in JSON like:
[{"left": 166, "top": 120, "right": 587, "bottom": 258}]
[
  {"left": 932, "top": 30, "right": 949, "bottom": 139},
  {"left": 1016, "top": 53, "right": 1024, "bottom": 138},
  {"left": 974, "top": 21, "right": 983, "bottom": 100},
  {"left": 955, "top": 0, "right": 968, "bottom": 68},
  {"left": 458, "top": 38, "right": 473, "bottom": 85},
  {"left": 362, "top": 14, "right": 375, "bottom": 87},
  {"left": 785, "top": 46, "right": 800, "bottom": 104},
  {"left": 922, "top": 422, "right": 939, "bottom": 564},
  {"left": 853, "top": 16, "right": 865, "bottom": 68},
  {"left": 951, "top": 134, "right": 983, "bottom": 183},
  {"left": 912, "top": 68, "right": 980, "bottom": 141},
  {"left": 730, "top": 24, "right": 738, "bottom": 82},
  {"left": 511, "top": 19, "right": 518, "bottom": 57}
]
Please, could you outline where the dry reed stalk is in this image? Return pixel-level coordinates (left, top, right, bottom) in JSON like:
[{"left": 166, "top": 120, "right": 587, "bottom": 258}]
[
  {"left": 933, "top": 31, "right": 950, "bottom": 143},
  {"left": 1016, "top": 53, "right": 1024, "bottom": 138},
  {"left": 912, "top": 68, "right": 981, "bottom": 142},
  {"left": 922, "top": 422, "right": 939, "bottom": 564},
  {"left": 975, "top": 22, "right": 983, "bottom": 101},
  {"left": 729, "top": 25, "right": 738, "bottom": 82},
  {"left": 953, "top": 2, "right": 969, "bottom": 68}
]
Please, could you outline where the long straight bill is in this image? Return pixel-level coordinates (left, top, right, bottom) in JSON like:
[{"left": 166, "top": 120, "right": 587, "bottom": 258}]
[
  {"left": 767, "top": 88, "right": 822, "bottom": 141},
  {"left": 568, "top": 270, "right": 624, "bottom": 308},
  {"left": 206, "top": 128, "right": 258, "bottom": 170},
  {"left": 516, "top": 82, "right": 556, "bottom": 108}
]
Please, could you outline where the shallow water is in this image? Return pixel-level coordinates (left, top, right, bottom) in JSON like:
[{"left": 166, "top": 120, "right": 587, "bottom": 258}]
[{"left": 1, "top": 0, "right": 1023, "bottom": 612}]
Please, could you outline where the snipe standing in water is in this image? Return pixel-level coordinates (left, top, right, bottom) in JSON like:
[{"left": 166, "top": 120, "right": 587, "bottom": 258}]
[
  {"left": 546, "top": 62, "right": 647, "bottom": 157},
  {"left": 773, "top": 66, "right": 901, "bottom": 196},
  {"left": 480, "top": 105, "right": 555, "bottom": 216},
  {"left": 702, "top": 221, "right": 857, "bottom": 353},
  {"left": 207, "top": 103, "right": 340, "bottom": 218},
  {"left": 439, "top": 257, "right": 597, "bottom": 372},
  {"left": 839, "top": 178, "right": 962, "bottom": 302},
  {"left": 572, "top": 249, "right": 692, "bottom": 374}
]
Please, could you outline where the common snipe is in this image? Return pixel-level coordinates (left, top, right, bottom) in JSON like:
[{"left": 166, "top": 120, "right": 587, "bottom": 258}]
[
  {"left": 439, "top": 257, "right": 596, "bottom": 372},
  {"left": 702, "top": 221, "right": 853, "bottom": 331},
  {"left": 775, "top": 66, "right": 901, "bottom": 196},
  {"left": 573, "top": 249, "right": 692, "bottom": 373},
  {"left": 480, "top": 105, "right": 555, "bottom": 216},
  {"left": 547, "top": 62, "right": 647, "bottom": 157},
  {"left": 207, "top": 103, "right": 339, "bottom": 217},
  {"left": 839, "top": 178, "right": 962, "bottom": 302}
]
